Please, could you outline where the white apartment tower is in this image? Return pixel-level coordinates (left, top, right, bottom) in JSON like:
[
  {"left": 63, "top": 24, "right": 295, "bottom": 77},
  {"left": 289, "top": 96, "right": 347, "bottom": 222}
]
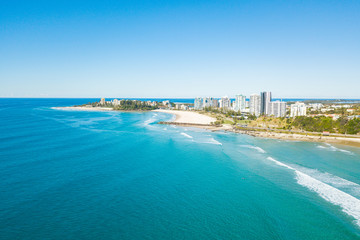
[
  {"left": 234, "top": 94, "right": 246, "bottom": 112},
  {"left": 249, "top": 94, "right": 261, "bottom": 117},
  {"left": 203, "top": 97, "right": 213, "bottom": 108},
  {"left": 219, "top": 96, "right": 231, "bottom": 109},
  {"left": 194, "top": 97, "right": 203, "bottom": 110},
  {"left": 268, "top": 101, "right": 286, "bottom": 117}
]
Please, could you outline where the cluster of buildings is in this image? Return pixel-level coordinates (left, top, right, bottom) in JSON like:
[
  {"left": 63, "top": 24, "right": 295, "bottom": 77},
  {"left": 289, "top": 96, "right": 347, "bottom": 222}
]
[
  {"left": 194, "top": 92, "right": 287, "bottom": 118},
  {"left": 99, "top": 98, "right": 170, "bottom": 107},
  {"left": 99, "top": 97, "right": 358, "bottom": 120}
]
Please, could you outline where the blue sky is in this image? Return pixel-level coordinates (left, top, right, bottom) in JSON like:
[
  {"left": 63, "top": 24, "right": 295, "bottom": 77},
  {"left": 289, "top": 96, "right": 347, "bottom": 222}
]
[{"left": 1, "top": 0, "right": 359, "bottom": 98}]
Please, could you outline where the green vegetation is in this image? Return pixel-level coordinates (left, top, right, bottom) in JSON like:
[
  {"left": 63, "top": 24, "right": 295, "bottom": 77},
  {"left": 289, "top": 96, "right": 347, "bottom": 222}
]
[
  {"left": 80, "top": 100, "right": 159, "bottom": 111},
  {"left": 289, "top": 116, "right": 360, "bottom": 134},
  {"left": 112, "top": 100, "right": 157, "bottom": 111}
]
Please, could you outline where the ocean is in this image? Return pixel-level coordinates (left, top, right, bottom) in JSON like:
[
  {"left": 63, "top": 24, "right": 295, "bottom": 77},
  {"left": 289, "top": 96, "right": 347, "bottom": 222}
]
[{"left": 1, "top": 98, "right": 360, "bottom": 239}]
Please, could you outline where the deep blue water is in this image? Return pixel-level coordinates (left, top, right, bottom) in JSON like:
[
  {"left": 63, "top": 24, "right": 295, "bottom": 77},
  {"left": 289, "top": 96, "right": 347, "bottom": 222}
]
[{"left": 1, "top": 98, "right": 360, "bottom": 239}]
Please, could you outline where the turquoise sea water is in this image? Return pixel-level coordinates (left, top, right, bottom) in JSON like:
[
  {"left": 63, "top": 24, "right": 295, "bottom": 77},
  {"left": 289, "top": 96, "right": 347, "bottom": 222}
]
[{"left": 1, "top": 98, "right": 360, "bottom": 239}]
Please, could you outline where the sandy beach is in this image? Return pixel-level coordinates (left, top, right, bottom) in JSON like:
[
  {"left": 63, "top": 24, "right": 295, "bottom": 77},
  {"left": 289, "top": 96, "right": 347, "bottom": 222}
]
[{"left": 153, "top": 109, "right": 217, "bottom": 125}]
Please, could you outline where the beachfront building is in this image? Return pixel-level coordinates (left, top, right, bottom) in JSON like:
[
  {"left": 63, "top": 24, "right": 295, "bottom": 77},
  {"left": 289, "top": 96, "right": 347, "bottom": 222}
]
[
  {"left": 100, "top": 98, "right": 105, "bottom": 105},
  {"left": 112, "top": 99, "right": 120, "bottom": 106},
  {"left": 175, "top": 103, "right": 181, "bottom": 110},
  {"left": 219, "top": 96, "right": 231, "bottom": 109},
  {"left": 234, "top": 94, "right": 246, "bottom": 112},
  {"left": 268, "top": 101, "right": 286, "bottom": 117},
  {"left": 180, "top": 104, "right": 188, "bottom": 110},
  {"left": 212, "top": 99, "right": 219, "bottom": 108},
  {"left": 194, "top": 97, "right": 203, "bottom": 110},
  {"left": 261, "top": 91, "right": 272, "bottom": 115},
  {"left": 290, "top": 102, "right": 307, "bottom": 117},
  {"left": 249, "top": 94, "right": 261, "bottom": 117},
  {"left": 203, "top": 97, "right": 213, "bottom": 108},
  {"left": 162, "top": 100, "right": 170, "bottom": 106}
]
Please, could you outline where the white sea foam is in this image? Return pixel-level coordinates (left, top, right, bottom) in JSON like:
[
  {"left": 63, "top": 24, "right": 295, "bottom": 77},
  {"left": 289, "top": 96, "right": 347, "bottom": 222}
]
[
  {"left": 144, "top": 116, "right": 158, "bottom": 126},
  {"left": 206, "top": 138, "right": 222, "bottom": 145},
  {"left": 316, "top": 145, "right": 326, "bottom": 149},
  {"left": 240, "top": 145, "right": 266, "bottom": 153},
  {"left": 317, "top": 143, "right": 354, "bottom": 155},
  {"left": 296, "top": 171, "right": 360, "bottom": 227},
  {"left": 295, "top": 167, "right": 360, "bottom": 198},
  {"left": 266, "top": 157, "right": 294, "bottom": 170},
  {"left": 181, "top": 132, "right": 193, "bottom": 139},
  {"left": 266, "top": 156, "right": 360, "bottom": 227}
]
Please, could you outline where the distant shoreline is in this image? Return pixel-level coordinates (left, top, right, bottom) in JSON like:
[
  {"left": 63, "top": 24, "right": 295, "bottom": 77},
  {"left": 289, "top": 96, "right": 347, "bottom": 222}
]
[
  {"left": 52, "top": 106, "right": 152, "bottom": 112},
  {"left": 52, "top": 106, "right": 114, "bottom": 112}
]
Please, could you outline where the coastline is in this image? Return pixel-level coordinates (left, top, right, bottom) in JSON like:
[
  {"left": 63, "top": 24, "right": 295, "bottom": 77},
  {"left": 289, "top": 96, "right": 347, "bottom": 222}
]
[
  {"left": 234, "top": 129, "right": 360, "bottom": 148},
  {"left": 52, "top": 106, "right": 114, "bottom": 112},
  {"left": 52, "top": 107, "right": 360, "bottom": 147},
  {"left": 156, "top": 109, "right": 360, "bottom": 148},
  {"left": 52, "top": 106, "right": 151, "bottom": 112}
]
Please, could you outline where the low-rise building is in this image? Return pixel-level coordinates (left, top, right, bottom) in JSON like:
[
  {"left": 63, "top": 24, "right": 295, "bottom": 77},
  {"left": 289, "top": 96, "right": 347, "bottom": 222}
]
[
  {"left": 290, "top": 102, "right": 307, "bottom": 117},
  {"left": 100, "top": 98, "right": 105, "bottom": 105},
  {"left": 112, "top": 99, "right": 120, "bottom": 106}
]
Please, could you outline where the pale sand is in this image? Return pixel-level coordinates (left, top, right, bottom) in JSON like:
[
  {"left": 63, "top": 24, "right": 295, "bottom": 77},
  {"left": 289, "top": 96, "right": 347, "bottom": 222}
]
[
  {"left": 52, "top": 106, "right": 113, "bottom": 111},
  {"left": 153, "top": 109, "right": 216, "bottom": 125}
]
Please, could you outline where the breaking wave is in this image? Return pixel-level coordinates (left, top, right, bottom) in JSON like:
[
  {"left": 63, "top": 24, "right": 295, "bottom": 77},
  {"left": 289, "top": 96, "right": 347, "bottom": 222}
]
[
  {"left": 206, "top": 138, "right": 222, "bottom": 145},
  {"left": 181, "top": 132, "right": 193, "bottom": 139},
  {"left": 266, "top": 157, "right": 360, "bottom": 227},
  {"left": 317, "top": 143, "right": 354, "bottom": 155},
  {"left": 240, "top": 145, "right": 266, "bottom": 153}
]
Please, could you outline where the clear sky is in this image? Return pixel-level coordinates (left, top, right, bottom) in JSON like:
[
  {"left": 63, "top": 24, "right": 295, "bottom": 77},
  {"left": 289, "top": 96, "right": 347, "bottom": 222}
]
[{"left": 1, "top": 0, "right": 359, "bottom": 98}]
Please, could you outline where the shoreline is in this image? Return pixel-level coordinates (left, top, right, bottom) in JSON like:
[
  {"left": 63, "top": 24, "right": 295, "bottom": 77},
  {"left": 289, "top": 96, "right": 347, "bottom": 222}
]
[
  {"left": 53, "top": 107, "right": 360, "bottom": 148},
  {"left": 52, "top": 106, "right": 152, "bottom": 112},
  {"left": 153, "top": 109, "right": 217, "bottom": 125},
  {"left": 233, "top": 129, "right": 360, "bottom": 148},
  {"left": 156, "top": 110, "right": 360, "bottom": 148},
  {"left": 52, "top": 106, "right": 114, "bottom": 112}
]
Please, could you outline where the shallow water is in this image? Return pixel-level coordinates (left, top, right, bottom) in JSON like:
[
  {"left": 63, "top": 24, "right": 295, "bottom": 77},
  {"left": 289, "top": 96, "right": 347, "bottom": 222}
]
[{"left": 1, "top": 99, "right": 360, "bottom": 239}]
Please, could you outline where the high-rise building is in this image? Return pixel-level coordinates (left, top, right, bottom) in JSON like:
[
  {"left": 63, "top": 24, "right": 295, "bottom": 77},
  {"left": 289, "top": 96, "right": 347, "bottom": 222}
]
[
  {"left": 100, "top": 98, "right": 105, "bottom": 105},
  {"left": 219, "top": 96, "right": 231, "bottom": 109},
  {"left": 290, "top": 102, "right": 307, "bottom": 117},
  {"left": 234, "top": 94, "right": 246, "bottom": 112},
  {"left": 268, "top": 101, "right": 286, "bottom": 117},
  {"left": 212, "top": 99, "right": 219, "bottom": 108},
  {"left": 203, "top": 97, "right": 213, "bottom": 108},
  {"left": 261, "top": 92, "right": 272, "bottom": 115},
  {"left": 249, "top": 94, "right": 261, "bottom": 117},
  {"left": 194, "top": 97, "right": 203, "bottom": 110}
]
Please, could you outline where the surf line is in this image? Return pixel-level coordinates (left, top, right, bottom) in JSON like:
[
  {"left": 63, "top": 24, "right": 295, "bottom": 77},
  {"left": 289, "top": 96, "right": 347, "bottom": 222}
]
[{"left": 266, "top": 156, "right": 360, "bottom": 227}]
